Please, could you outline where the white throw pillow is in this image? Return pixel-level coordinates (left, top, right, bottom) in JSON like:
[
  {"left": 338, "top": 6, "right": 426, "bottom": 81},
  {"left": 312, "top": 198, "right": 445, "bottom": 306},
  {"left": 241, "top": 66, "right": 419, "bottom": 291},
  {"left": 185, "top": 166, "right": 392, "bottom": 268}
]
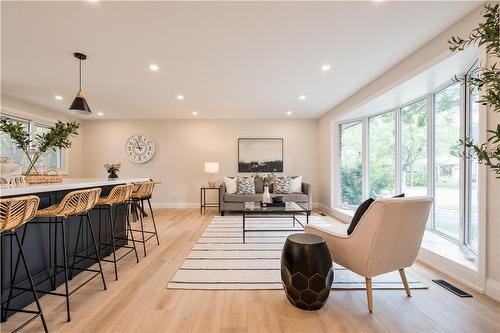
[
  {"left": 224, "top": 176, "right": 237, "bottom": 194},
  {"left": 291, "top": 175, "right": 303, "bottom": 193}
]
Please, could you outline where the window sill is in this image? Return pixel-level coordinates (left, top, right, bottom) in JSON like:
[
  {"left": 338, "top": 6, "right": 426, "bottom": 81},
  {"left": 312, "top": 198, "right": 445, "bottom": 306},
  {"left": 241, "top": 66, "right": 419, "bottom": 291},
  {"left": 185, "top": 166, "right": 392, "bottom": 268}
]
[{"left": 421, "top": 231, "right": 477, "bottom": 271}]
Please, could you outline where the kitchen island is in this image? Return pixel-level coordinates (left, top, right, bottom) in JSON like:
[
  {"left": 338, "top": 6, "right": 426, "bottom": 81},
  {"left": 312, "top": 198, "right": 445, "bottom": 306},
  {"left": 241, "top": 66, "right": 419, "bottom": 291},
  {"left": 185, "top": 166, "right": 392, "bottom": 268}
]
[{"left": 0, "top": 177, "right": 150, "bottom": 317}]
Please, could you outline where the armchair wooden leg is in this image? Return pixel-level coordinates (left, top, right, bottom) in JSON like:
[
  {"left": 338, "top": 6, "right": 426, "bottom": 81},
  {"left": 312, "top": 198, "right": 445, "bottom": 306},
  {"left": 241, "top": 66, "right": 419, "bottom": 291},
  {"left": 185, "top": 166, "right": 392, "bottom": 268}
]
[
  {"left": 365, "top": 277, "right": 373, "bottom": 313},
  {"left": 399, "top": 269, "right": 411, "bottom": 297}
]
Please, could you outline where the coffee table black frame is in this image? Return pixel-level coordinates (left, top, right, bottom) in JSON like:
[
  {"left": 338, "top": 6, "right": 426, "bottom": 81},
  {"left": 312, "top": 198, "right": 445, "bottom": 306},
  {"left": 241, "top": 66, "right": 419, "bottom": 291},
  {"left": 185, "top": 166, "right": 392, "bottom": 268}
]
[{"left": 241, "top": 202, "right": 309, "bottom": 243}]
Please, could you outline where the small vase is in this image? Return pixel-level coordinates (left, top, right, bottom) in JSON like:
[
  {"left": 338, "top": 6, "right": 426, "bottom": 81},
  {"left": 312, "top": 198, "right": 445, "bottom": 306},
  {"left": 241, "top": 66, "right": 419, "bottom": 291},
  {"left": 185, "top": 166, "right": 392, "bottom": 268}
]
[
  {"left": 108, "top": 171, "right": 118, "bottom": 179},
  {"left": 263, "top": 186, "right": 272, "bottom": 204}
]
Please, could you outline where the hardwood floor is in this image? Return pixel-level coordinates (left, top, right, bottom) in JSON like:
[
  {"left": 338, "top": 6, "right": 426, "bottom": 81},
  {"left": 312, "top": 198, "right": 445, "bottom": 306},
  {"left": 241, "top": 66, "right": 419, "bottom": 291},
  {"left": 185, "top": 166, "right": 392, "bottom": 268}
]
[{"left": 2, "top": 209, "right": 499, "bottom": 333}]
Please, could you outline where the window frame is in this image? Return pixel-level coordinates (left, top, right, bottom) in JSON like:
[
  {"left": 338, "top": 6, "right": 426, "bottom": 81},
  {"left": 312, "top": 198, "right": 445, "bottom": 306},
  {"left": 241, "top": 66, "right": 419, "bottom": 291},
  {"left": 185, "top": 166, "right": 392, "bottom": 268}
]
[{"left": 335, "top": 67, "right": 482, "bottom": 259}]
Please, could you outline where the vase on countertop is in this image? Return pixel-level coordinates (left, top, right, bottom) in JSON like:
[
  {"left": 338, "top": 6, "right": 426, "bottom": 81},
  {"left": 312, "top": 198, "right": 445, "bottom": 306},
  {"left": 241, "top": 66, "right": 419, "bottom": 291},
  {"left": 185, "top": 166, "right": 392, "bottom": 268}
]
[
  {"left": 108, "top": 170, "right": 118, "bottom": 179},
  {"left": 263, "top": 186, "right": 272, "bottom": 204}
]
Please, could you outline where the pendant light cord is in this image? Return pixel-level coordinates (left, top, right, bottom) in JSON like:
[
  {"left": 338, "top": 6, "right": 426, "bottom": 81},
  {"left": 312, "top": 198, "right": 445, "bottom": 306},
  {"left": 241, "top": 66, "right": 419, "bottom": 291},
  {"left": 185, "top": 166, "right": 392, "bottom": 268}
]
[{"left": 79, "top": 58, "right": 82, "bottom": 91}]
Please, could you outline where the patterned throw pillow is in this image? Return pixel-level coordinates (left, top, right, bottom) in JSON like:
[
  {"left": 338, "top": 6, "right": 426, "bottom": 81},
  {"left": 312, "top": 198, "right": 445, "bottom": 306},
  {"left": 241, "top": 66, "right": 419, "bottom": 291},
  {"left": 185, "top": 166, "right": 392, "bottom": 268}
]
[
  {"left": 237, "top": 176, "right": 256, "bottom": 194},
  {"left": 273, "top": 176, "right": 292, "bottom": 194}
]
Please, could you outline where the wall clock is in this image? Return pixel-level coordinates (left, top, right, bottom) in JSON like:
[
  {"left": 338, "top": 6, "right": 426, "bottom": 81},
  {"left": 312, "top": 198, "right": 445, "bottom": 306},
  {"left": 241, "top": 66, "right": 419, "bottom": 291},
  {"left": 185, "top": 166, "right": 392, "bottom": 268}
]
[{"left": 126, "top": 134, "right": 155, "bottom": 163}]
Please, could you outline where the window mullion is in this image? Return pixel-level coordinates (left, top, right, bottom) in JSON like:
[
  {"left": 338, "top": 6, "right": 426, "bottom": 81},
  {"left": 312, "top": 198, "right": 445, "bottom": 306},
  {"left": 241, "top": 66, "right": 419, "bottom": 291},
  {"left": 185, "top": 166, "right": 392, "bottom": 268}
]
[
  {"left": 396, "top": 108, "right": 402, "bottom": 194},
  {"left": 362, "top": 118, "right": 369, "bottom": 200}
]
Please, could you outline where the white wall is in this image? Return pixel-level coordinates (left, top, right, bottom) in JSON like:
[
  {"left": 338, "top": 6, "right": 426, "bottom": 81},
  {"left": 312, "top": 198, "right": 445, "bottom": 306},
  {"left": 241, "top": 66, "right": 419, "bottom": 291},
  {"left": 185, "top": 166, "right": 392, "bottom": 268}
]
[
  {"left": 80, "top": 119, "right": 318, "bottom": 207},
  {"left": 0, "top": 95, "right": 84, "bottom": 177},
  {"left": 316, "top": 7, "right": 500, "bottom": 300}
]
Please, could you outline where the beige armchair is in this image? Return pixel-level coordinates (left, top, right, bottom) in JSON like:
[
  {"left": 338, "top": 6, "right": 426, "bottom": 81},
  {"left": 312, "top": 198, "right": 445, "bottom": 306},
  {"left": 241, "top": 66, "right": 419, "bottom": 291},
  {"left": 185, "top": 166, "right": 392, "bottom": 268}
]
[{"left": 305, "top": 197, "right": 432, "bottom": 312}]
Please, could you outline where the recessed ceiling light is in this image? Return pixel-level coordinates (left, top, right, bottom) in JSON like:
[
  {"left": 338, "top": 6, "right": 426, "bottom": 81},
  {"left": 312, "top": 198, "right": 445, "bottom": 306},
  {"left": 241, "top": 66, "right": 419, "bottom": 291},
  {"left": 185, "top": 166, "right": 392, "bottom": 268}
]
[
  {"left": 286, "top": 111, "right": 292, "bottom": 116},
  {"left": 321, "top": 64, "right": 331, "bottom": 71},
  {"left": 97, "top": 112, "right": 104, "bottom": 116},
  {"left": 54, "top": 95, "right": 63, "bottom": 100},
  {"left": 192, "top": 111, "right": 198, "bottom": 116},
  {"left": 299, "top": 95, "right": 306, "bottom": 100},
  {"left": 149, "top": 64, "right": 159, "bottom": 71},
  {"left": 177, "top": 95, "right": 185, "bottom": 100}
]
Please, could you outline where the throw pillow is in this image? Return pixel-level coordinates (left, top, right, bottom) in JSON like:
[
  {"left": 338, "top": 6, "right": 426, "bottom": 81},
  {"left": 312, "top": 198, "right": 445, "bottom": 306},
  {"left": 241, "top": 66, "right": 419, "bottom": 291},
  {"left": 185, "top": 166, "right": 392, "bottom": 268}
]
[
  {"left": 347, "top": 198, "right": 375, "bottom": 236},
  {"left": 237, "top": 176, "right": 256, "bottom": 194},
  {"left": 273, "top": 176, "right": 293, "bottom": 194},
  {"left": 290, "top": 175, "right": 303, "bottom": 193},
  {"left": 393, "top": 193, "right": 405, "bottom": 198},
  {"left": 224, "top": 177, "right": 237, "bottom": 194}
]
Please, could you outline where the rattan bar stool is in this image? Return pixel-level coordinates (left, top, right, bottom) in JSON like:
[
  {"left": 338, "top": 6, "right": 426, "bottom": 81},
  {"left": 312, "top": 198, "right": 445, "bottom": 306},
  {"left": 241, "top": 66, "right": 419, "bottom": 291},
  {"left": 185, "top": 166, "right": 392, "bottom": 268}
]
[
  {"left": 0, "top": 195, "right": 49, "bottom": 333},
  {"left": 129, "top": 181, "right": 159, "bottom": 256},
  {"left": 20, "top": 188, "right": 106, "bottom": 323},
  {"left": 94, "top": 184, "right": 139, "bottom": 281}
]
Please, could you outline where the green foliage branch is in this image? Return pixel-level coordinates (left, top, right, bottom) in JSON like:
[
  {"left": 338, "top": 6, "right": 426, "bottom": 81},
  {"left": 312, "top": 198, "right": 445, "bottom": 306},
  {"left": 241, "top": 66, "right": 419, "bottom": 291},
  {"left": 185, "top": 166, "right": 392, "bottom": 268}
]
[
  {"left": 449, "top": 3, "right": 500, "bottom": 178},
  {"left": 0, "top": 119, "right": 80, "bottom": 174}
]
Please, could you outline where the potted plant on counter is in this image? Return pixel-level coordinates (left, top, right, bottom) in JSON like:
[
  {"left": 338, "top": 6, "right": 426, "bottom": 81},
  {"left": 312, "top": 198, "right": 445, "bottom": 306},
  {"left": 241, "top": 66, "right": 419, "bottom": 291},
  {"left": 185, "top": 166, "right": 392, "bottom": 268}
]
[
  {"left": 0, "top": 119, "right": 80, "bottom": 183},
  {"left": 104, "top": 163, "right": 121, "bottom": 179}
]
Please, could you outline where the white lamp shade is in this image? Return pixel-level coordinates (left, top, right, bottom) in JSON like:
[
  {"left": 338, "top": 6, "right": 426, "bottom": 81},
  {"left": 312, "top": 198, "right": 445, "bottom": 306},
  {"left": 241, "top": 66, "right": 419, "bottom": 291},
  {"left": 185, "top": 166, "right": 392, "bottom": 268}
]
[{"left": 204, "top": 162, "right": 219, "bottom": 174}]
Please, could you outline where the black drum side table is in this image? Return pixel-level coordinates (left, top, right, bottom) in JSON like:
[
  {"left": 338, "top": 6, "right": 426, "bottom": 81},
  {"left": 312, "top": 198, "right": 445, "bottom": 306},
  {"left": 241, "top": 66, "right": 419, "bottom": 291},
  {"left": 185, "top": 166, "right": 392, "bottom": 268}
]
[
  {"left": 200, "top": 186, "right": 220, "bottom": 214},
  {"left": 281, "top": 233, "right": 333, "bottom": 310}
]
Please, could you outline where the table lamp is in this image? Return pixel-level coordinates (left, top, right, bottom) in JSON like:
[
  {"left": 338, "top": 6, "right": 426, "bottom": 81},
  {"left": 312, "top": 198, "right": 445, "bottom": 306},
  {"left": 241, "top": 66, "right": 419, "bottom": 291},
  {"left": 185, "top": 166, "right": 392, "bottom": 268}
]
[{"left": 204, "top": 162, "right": 219, "bottom": 188}]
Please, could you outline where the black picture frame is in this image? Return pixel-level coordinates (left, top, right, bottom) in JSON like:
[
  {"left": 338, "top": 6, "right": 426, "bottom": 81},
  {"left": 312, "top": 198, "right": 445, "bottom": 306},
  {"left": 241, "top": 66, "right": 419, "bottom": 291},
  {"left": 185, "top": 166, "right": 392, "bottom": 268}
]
[{"left": 238, "top": 138, "right": 283, "bottom": 173}]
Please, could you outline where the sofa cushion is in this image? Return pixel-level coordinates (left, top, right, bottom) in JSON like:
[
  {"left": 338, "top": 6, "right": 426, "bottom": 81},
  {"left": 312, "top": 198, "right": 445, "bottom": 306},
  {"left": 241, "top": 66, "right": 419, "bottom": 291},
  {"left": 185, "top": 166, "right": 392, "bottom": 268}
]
[
  {"left": 273, "top": 176, "right": 293, "bottom": 194},
  {"left": 237, "top": 176, "right": 255, "bottom": 194},
  {"left": 224, "top": 193, "right": 263, "bottom": 203},
  {"left": 276, "top": 193, "right": 308, "bottom": 203},
  {"left": 290, "top": 175, "right": 303, "bottom": 193},
  {"left": 347, "top": 198, "right": 375, "bottom": 235},
  {"left": 224, "top": 176, "right": 237, "bottom": 194},
  {"left": 223, "top": 193, "right": 308, "bottom": 203}
]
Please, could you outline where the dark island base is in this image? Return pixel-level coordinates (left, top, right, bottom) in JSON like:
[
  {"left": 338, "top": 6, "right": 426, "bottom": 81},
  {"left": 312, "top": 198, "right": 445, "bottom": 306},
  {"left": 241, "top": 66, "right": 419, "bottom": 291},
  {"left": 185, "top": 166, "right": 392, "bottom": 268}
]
[{"left": 1, "top": 185, "right": 127, "bottom": 319}]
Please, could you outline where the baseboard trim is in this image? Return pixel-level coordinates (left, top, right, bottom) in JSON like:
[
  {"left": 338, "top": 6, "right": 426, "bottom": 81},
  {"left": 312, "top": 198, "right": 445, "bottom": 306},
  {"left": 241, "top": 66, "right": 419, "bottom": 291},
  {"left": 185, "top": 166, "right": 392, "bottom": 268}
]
[
  {"left": 485, "top": 278, "right": 500, "bottom": 301},
  {"left": 151, "top": 202, "right": 321, "bottom": 210}
]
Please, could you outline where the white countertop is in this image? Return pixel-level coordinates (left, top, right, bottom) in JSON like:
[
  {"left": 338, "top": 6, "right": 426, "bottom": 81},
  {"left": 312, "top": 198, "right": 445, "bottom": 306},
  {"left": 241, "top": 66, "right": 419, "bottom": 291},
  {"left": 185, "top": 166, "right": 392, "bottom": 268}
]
[{"left": 0, "top": 177, "right": 151, "bottom": 197}]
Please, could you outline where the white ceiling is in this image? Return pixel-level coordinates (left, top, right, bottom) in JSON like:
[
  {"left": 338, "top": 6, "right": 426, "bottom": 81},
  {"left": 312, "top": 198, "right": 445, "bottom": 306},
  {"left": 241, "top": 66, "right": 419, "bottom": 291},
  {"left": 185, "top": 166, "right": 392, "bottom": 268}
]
[{"left": 1, "top": 1, "right": 479, "bottom": 120}]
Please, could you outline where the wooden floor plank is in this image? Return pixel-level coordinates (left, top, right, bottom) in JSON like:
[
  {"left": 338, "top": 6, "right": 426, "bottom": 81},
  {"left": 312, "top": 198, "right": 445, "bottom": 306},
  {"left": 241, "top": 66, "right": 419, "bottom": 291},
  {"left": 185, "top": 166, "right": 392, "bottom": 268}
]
[{"left": 2, "top": 208, "right": 499, "bottom": 333}]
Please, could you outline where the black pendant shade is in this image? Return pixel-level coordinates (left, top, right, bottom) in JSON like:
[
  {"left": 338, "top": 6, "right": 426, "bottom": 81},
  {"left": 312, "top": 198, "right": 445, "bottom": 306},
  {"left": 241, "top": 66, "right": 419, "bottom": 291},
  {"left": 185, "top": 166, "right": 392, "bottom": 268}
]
[
  {"left": 68, "top": 52, "right": 92, "bottom": 115},
  {"left": 69, "top": 91, "right": 92, "bottom": 115}
]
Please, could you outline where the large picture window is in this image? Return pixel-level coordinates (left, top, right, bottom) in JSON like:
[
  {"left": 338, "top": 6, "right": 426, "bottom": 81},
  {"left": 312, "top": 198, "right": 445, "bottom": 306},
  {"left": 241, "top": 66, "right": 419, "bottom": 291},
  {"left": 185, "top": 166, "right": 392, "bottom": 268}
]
[{"left": 337, "top": 66, "right": 480, "bottom": 256}]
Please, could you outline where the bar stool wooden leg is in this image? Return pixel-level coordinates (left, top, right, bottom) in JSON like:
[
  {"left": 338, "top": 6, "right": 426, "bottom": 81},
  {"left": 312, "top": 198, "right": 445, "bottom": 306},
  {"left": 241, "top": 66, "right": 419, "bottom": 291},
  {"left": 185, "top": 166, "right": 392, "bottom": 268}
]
[
  {"left": 13, "top": 231, "right": 49, "bottom": 333},
  {"left": 108, "top": 206, "right": 118, "bottom": 280},
  {"left": 147, "top": 198, "right": 160, "bottom": 245},
  {"left": 61, "top": 218, "right": 71, "bottom": 322},
  {"left": 86, "top": 213, "right": 107, "bottom": 290}
]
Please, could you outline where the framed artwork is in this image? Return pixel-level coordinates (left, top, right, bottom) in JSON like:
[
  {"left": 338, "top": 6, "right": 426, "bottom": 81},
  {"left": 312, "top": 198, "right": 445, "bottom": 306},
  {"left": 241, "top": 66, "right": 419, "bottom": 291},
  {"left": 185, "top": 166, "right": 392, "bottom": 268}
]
[{"left": 238, "top": 138, "right": 283, "bottom": 172}]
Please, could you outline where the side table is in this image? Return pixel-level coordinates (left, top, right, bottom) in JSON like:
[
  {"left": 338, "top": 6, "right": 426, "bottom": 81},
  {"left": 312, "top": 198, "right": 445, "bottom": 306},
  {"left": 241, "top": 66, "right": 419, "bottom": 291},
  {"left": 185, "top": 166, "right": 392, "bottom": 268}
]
[
  {"left": 281, "top": 233, "right": 333, "bottom": 310},
  {"left": 200, "top": 186, "right": 220, "bottom": 214}
]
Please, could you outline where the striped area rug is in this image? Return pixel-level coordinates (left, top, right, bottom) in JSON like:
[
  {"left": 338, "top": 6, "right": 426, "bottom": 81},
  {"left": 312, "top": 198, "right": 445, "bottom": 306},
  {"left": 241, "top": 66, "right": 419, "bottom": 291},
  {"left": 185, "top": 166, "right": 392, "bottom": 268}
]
[{"left": 168, "top": 215, "right": 427, "bottom": 290}]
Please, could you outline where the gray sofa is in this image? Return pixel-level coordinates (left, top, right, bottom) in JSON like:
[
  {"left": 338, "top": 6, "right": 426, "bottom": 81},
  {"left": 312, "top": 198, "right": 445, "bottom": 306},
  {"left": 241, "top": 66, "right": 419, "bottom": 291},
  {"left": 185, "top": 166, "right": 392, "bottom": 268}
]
[{"left": 219, "top": 177, "right": 312, "bottom": 215}]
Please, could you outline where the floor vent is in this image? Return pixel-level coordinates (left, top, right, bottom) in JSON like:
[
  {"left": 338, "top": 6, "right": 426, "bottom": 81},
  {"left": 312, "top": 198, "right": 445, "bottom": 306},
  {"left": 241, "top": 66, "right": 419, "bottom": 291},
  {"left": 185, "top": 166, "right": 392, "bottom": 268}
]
[
  {"left": 433, "top": 279, "right": 472, "bottom": 298},
  {"left": 319, "top": 212, "right": 327, "bottom": 216}
]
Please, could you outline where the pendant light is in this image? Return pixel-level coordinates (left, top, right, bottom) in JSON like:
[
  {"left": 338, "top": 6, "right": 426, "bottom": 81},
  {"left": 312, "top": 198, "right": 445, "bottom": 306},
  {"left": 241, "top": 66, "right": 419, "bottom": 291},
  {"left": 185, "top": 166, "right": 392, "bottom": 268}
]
[{"left": 69, "top": 52, "right": 92, "bottom": 115}]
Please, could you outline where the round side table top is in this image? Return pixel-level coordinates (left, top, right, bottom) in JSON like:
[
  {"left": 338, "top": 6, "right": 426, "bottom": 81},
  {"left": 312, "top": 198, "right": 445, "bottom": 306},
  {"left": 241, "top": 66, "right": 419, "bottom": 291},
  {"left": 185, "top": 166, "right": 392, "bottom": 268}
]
[{"left": 287, "top": 233, "right": 324, "bottom": 245}]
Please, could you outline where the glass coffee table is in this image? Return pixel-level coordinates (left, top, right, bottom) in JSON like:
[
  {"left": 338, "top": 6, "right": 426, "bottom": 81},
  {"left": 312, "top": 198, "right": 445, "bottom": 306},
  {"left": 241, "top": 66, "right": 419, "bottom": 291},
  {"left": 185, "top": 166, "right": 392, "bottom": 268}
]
[{"left": 239, "top": 201, "right": 310, "bottom": 243}]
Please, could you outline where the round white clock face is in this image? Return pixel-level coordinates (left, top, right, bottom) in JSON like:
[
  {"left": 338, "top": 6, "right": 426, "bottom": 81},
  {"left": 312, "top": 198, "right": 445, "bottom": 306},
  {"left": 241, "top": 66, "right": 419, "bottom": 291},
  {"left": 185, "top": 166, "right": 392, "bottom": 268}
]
[{"left": 126, "top": 134, "right": 155, "bottom": 163}]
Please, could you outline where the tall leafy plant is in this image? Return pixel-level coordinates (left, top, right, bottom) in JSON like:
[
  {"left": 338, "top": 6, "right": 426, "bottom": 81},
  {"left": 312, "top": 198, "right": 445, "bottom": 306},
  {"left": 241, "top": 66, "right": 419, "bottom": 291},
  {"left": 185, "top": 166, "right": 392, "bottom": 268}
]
[
  {"left": 448, "top": 3, "right": 500, "bottom": 178},
  {"left": 0, "top": 119, "right": 80, "bottom": 174}
]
